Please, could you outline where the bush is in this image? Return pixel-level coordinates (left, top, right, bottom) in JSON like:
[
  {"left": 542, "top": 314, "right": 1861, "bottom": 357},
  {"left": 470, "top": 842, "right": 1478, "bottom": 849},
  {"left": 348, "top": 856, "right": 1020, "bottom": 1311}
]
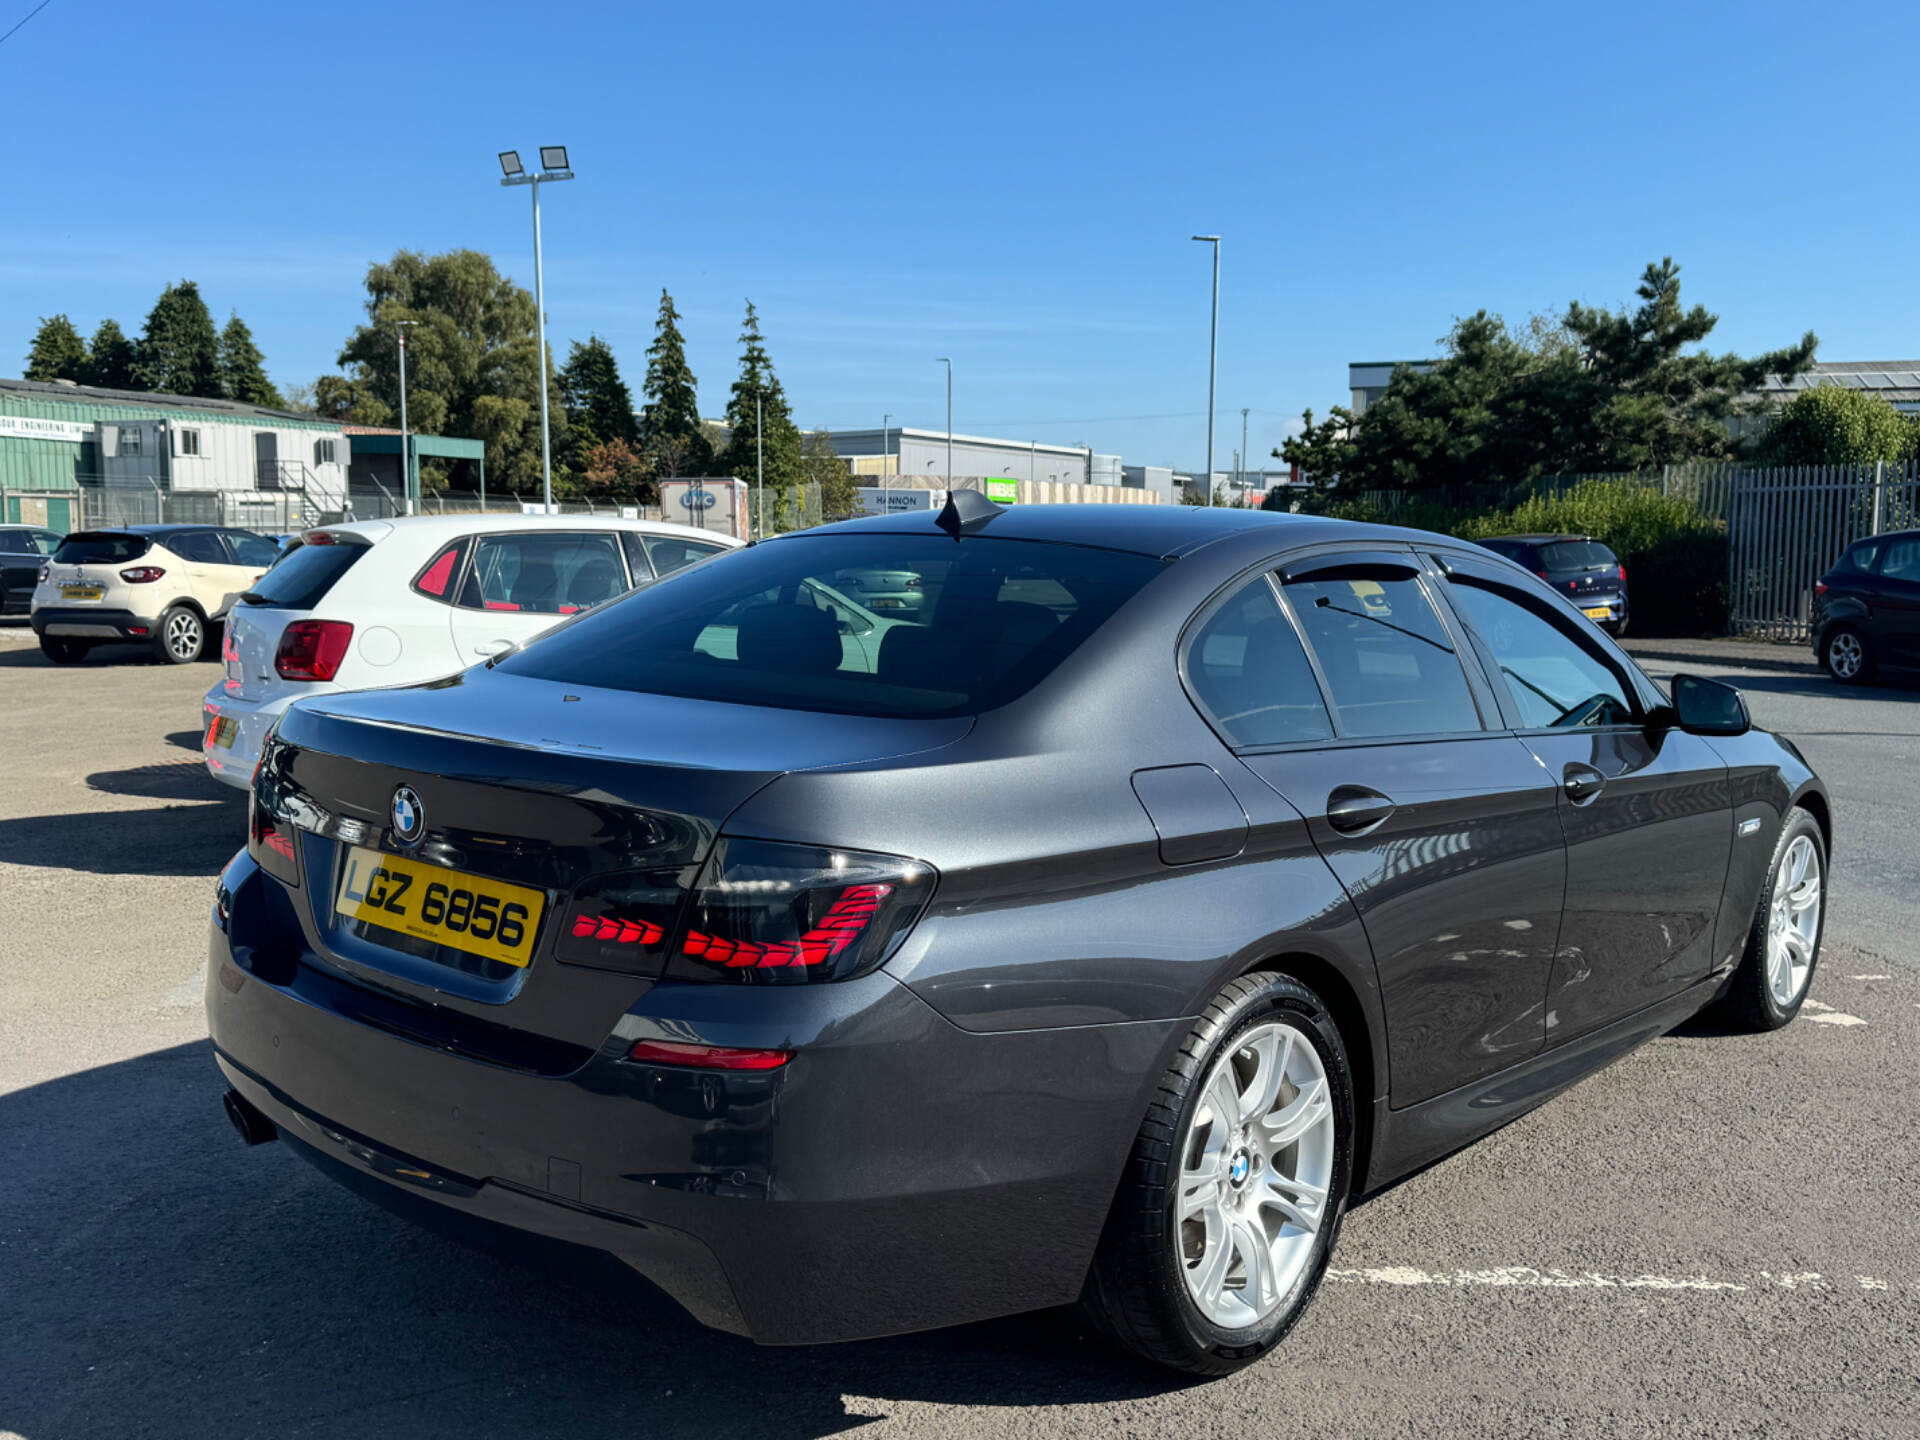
[
  {"left": 1753, "top": 385, "right": 1919, "bottom": 466},
  {"left": 1294, "top": 478, "right": 1728, "bottom": 634}
]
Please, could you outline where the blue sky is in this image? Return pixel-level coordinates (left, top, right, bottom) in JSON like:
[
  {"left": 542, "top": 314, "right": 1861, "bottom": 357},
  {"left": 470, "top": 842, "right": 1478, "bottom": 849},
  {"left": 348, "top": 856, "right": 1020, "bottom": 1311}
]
[{"left": 4, "top": 0, "right": 1917, "bottom": 473}]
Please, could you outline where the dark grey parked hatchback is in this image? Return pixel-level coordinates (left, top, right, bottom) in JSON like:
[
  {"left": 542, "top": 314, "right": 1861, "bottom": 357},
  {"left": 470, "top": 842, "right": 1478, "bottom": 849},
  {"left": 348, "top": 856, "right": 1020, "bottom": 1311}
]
[{"left": 209, "top": 500, "right": 1830, "bottom": 1375}]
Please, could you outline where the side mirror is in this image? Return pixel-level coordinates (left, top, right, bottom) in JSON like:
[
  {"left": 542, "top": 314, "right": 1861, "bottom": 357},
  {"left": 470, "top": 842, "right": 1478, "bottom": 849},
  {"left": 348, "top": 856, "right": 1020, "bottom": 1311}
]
[{"left": 1662, "top": 673, "right": 1750, "bottom": 736}]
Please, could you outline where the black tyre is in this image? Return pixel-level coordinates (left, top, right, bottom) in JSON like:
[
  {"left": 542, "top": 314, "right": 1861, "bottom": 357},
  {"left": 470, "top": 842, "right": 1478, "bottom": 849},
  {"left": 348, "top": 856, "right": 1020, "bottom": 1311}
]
[
  {"left": 1721, "top": 809, "right": 1827, "bottom": 1032},
  {"left": 39, "top": 634, "right": 89, "bottom": 664},
  {"left": 1605, "top": 617, "right": 1629, "bottom": 639},
  {"left": 1081, "top": 971, "right": 1355, "bottom": 1376},
  {"left": 1822, "top": 625, "right": 1872, "bottom": 685},
  {"left": 153, "top": 604, "right": 206, "bottom": 665}
]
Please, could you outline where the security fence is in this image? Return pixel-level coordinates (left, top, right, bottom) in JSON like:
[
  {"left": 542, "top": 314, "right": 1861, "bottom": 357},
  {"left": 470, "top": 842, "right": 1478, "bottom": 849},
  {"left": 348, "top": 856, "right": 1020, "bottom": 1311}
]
[{"left": 1728, "top": 461, "right": 1920, "bottom": 641}]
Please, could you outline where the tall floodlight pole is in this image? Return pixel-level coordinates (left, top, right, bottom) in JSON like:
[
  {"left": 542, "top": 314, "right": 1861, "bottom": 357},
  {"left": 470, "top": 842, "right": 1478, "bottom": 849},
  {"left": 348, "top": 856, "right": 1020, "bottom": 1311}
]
[
  {"left": 756, "top": 391, "right": 765, "bottom": 538},
  {"left": 936, "top": 359, "right": 952, "bottom": 489},
  {"left": 1240, "top": 407, "right": 1250, "bottom": 492},
  {"left": 395, "top": 319, "right": 418, "bottom": 515},
  {"left": 1192, "top": 235, "right": 1220, "bottom": 505},
  {"left": 499, "top": 147, "right": 575, "bottom": 511},
  {"left": 882, "top": 412, "right": 891, "bottom": 480}
]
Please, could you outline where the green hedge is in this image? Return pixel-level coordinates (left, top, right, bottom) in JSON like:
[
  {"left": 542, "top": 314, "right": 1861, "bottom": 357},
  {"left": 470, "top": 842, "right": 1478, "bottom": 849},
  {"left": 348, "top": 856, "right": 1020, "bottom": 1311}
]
[{"left": 1304, "top": 480, "right": 1728, "bottom": 635}]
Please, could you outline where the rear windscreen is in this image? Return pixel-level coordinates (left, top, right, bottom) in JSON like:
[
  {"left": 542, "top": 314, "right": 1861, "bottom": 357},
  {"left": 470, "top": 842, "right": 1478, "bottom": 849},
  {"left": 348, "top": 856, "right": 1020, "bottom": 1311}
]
[
  {"left": 240, "top": 541, "right": 366, "bottom": 610},
  {"left": 53, "top": 532, "right": 149, "bottom": 565},
  {"left": 1539, "top": 540, "right": 1617, "bottom": 571},
  {"left": 499, "top": 533, "right": 1167, "bottom": 718}
]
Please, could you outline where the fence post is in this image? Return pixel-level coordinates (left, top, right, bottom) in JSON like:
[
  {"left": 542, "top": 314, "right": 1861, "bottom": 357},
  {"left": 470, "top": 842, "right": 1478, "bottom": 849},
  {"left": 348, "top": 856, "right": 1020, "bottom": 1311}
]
[{"left": 1872, "top": 460, "right": 1886, "bottom": 536}]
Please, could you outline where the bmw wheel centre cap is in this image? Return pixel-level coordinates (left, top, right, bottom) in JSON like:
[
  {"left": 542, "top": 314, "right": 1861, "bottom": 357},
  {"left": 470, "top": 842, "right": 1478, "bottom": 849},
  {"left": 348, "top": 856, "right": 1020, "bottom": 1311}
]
[{"left": 390, "top": 785, "right": 426, "bottom": 846}]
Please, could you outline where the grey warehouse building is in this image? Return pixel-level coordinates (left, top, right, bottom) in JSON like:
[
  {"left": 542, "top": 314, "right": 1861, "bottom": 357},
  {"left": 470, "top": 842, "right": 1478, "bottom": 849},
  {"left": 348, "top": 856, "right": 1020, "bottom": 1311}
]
[{"left": 831, "top": 427, "right": 1123, "bottom": 487}]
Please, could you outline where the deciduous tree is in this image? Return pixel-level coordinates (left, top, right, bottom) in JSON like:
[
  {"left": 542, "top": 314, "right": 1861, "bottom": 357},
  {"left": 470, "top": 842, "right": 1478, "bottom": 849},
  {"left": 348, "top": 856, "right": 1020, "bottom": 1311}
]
[{"left": 1751, "top": 384, "right": 1917, "bottom": 466}]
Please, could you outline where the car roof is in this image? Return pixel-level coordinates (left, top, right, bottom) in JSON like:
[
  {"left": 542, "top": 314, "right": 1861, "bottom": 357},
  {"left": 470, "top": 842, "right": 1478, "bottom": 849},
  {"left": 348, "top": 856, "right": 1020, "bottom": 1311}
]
[
  {"left": 305, "top": 514, "right": 744, "bottom": 546},
  {"left": 1480, "top": 532, "right": 1597, "bottom": 545},
  {"left": 796, "top": 503, "right": 1350, "bottom": 557}
]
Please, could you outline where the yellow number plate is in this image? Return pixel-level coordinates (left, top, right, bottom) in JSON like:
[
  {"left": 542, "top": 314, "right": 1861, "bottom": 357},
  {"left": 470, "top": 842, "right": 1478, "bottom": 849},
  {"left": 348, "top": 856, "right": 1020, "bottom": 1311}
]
[
  {"left": 62, "top": 584, "right": 104, "bottom": 600},
  {"left": 210, "top": 716, "right": 238, "bottom": 749},
  {"left": 1582, "top": 606, "right": 1611, "bottom": 620},
  {"left": 335, "top": 846, "right": 545, "bottom": 968}
]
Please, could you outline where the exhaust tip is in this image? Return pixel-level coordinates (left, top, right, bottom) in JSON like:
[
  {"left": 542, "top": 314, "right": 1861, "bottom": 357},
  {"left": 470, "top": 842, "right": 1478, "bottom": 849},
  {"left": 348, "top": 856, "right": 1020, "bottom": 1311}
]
[{"left": 222, "top": 1088, "right": 277, "bottom": 1147}]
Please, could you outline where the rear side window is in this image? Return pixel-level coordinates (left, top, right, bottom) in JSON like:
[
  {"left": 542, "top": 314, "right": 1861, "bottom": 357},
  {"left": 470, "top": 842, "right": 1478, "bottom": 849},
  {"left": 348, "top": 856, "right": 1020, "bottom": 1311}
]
[
  {"left": 1186, "top": 576, "right": 1333, "bottom": 747},
  {"left": 53, "top": 532, "right": 149, "bottom": 564},
  {"left": 413, "top": 541, "right": 465, "bottom": 601},
  {"left": 1282, "top": 570, "right": 1481, "bottom": 739},
  {"left": 457, "top": 532, "right": 630, "bottom": 614},
  {"left": 1840, "top": 541, "right": 1883, "bottom": 573},
  {"left": 169, "top": 531, "right": 230, "bottom": 564},
  {"left": 241, "top": 541, "right": 367, "bottom": 610},
  {"left": 1537, "top": 540, "right": 1616, "bottom": 571},
  {"left": 645, "top": 534, "right": 729, "bottom": 576},
  {"left": 1881, "top": 537, "right": 1920, "bottom": 582},
  {"left": 499, "top": 534, "right": 1166, "bottom": 719}
]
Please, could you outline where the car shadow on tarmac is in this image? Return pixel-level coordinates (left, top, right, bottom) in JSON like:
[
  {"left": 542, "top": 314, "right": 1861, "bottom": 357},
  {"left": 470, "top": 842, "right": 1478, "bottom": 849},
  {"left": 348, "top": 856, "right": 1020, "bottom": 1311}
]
[
  {"left": 0, "top": 1042, "right": 1188, "bottom": 1440},
  {"left": 0, "top": 773, "right": 243, "bottom": 876}
]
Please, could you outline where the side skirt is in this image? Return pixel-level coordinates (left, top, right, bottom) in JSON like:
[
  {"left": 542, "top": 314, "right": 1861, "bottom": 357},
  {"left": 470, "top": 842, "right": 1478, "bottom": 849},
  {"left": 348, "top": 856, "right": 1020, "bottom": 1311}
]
[{"left": 1361, "top": 971, "right": 1730, "bottom": 1193}]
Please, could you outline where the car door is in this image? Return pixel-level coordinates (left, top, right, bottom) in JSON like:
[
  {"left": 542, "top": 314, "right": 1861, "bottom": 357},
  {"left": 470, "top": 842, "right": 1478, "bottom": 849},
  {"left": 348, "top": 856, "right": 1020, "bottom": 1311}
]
[
  {"left": 1869, "top": 534, "right": 1920, "bottom": 665},
  {"left": 1431, "top": 551, "right": 1732, "bottom": 1043},
  {"left": 0, "top": 530, "right": 36, "bottom": 610},
  {"left": 165, "top": 530, "right": 242, "bottom": 613},
  {"left": 447, "top": 529, "right": 633, "bottom": 661},
  {"left": 1226, "top": 548, "right": 1568, "bottom": 1107}
]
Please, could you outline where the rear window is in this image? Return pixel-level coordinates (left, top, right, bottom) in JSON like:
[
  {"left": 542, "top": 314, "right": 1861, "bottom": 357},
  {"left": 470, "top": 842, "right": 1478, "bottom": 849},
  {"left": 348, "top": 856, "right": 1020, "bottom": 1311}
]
[
  {"left": 1840, "top": 541, "right": 1883, "bottom": 573},
  {"left": 499, "top": 534, "right": 1166, "bottom": 718},
  {"left": 240, "top": 540, "right": 366, "bottom": 610},
  {"left": 1538, "top": 540, "right": 1617, "bottom": 571},
  {"left": 53, "top": 532, "right": 150, "bottom": 565}
]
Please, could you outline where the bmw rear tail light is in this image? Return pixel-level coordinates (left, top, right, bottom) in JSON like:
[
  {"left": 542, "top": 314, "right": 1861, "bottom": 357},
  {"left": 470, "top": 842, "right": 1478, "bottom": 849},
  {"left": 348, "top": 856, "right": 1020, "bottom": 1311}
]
[
  {"left": 274, "top": 620, "right": 353, "bottom": 681},
  {"left": 666, "top": 839, "right": 935, "bottom": 985},
  {"left": 248, "top": 799, "right": 299, "bottom": 885},
  {"left": 119, "top": 566, "right": 166, "bottom": 583}
]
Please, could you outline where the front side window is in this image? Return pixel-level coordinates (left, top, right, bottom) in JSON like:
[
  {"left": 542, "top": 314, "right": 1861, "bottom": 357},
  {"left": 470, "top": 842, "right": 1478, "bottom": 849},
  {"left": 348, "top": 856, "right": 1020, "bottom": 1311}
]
[
  {"left": 499, "top": 533, "right": 1166, "bottom": 719},
  {"left": 1879, "top": 537, "right": 1920, "bottom": 582},
  {"left": 457, "top": 531, "right": 630, "bottom": 614},
  {"left": 1185, "top": 575, "right": 1332, "bottom": 747},
  {"left": 1282, "top": 569, "right": 1481, "bottom": 738},
  {"left": 1448, "top": 581, "right": 1635, "bottom": 729}
]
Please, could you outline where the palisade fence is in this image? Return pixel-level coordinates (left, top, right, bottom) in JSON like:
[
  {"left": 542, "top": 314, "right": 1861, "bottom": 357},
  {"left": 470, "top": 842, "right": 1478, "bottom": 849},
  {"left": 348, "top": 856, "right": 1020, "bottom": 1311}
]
[{"left": 1728, "top": 461, "right": 1920, "bottom": 641}]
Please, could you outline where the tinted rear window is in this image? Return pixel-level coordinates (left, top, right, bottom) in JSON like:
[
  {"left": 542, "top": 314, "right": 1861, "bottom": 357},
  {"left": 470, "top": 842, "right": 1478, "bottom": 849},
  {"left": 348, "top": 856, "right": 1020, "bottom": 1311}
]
[
  {"left": 241, "top": 541, "right": 366, "bottom": 610},
  {"left": 499, "top": 534, "right": 1166, "bottom": 718},
  {"left": 53, "top": 532, "right": 150, "bottom": 564},
  {"left": 1538, "top": 540, "right": 1617, "bottom": 571}
]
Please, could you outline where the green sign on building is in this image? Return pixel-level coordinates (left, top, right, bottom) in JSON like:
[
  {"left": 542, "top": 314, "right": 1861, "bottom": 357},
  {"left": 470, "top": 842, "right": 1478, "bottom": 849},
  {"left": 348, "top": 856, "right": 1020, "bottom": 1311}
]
[{"left": 985, "top": 477, "right": 1018, "bottom": 504}]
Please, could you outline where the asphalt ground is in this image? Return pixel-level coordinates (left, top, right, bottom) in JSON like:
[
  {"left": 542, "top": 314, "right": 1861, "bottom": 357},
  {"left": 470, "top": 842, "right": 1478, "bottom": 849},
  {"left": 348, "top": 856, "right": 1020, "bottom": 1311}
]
[{"left": 2, "top": 624, "right": 1916, "bottom": 1440}]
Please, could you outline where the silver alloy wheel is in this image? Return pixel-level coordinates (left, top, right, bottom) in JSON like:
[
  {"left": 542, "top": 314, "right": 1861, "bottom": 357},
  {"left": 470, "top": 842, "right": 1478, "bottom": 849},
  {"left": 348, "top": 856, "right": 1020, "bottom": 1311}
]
[
  {"left": 1177, "top": 1019, "right": 1335, "bottom": 1329},
  {"left": 165, "top": 609, "right": 203, "bottom": 661},
  {"left": 1828, "top": 631, "right": 1863, "bottom": 679},
  {"left": 1766, "top": 834, "right": 1822, "bottom": 1008}
]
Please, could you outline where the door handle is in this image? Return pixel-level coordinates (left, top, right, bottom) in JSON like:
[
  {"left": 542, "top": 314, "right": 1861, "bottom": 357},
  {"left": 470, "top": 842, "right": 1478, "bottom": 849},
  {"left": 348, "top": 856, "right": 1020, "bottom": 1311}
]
[
  {"left": 1326, "top": 785, "right": 1396, "bottom": 835},
  {"left": 1563, "top": 763, "right": 1606, "bottom": 805}
]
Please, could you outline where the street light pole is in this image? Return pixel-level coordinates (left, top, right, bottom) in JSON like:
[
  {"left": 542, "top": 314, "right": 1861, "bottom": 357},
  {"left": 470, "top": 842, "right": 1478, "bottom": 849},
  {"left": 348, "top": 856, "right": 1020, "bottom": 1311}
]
[
  {"left": 882, "top": 413, "right": 891, "bottom": 481},
  {"left": 1192, "top": 235, "right": 1220, "bottom": 506},
  {"left": 396, "top": 319, "right": 417, "bottom": 515},
  {"left": 756, "top": 391, "right": 764, "bottom": 538},
  {"left": 499, "top": 147, "right": 575, "bottom": 513},
  {"left": 1241, "top": 407, "right": 1250, "bottom": 493},
  {"left": 936, "top": 358, "right": 952, "bottom": 490}
]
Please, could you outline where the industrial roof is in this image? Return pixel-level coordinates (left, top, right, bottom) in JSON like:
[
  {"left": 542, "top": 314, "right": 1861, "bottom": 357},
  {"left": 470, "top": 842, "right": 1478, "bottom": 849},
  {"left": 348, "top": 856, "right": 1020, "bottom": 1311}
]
[
  {"left": 0, "top": 376, "right": 328, "bottom": 426},
  {"left": 1756, "top": 362, "right": 1920, "bottom": 397}
]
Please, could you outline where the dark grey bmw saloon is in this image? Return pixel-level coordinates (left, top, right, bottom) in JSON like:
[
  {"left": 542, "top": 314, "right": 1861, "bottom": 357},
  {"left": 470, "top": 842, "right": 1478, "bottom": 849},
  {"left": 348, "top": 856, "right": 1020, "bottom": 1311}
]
[{"left": 208, "top": 497, "right": 1830, "bottom": 1375}]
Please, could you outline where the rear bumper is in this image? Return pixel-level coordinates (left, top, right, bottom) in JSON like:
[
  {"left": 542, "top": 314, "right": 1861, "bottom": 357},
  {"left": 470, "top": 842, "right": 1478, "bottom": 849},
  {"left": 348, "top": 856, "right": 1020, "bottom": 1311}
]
[
  {"left": 207, "top": 855, "right": 1182, "bottom": 1344},
  {"left": 202, "top": 687, "right": 291, "bottom": 791},
  {"left": 30, "top": 606, "right": 155, "bottom": 640}
]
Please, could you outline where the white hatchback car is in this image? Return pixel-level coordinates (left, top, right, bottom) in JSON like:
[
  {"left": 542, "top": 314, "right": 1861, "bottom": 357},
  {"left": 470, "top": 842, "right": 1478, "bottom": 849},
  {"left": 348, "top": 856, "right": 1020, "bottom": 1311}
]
[
  {"left": 32, "top": 524, "right": 284, "bottom": 665},
  {"left": 201, "top": 514, "right": 740, "bottom": 790}
]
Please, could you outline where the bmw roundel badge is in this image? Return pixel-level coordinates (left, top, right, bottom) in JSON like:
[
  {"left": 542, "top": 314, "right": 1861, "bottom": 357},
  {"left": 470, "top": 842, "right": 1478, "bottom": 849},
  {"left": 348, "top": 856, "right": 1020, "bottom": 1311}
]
[{"left": 390, "top": 785, "right": 426, "bottom": 845}]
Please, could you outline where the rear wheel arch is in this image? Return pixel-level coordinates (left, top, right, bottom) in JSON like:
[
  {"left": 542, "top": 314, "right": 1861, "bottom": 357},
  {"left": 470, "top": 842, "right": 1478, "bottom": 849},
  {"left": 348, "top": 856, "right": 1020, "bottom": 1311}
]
[{"left": 1239, "top": 948, "right": 1378, "bottom": 1196}]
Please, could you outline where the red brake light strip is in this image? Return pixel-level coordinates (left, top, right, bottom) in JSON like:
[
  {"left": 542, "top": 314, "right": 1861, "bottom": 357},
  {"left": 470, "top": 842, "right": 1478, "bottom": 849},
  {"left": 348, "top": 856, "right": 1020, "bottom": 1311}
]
[
  {"left": 571, "top": 912, "right": 664, "bottom": 946},
  {"left": 681, "top": 883, "right": 893, "bottom": 970}
]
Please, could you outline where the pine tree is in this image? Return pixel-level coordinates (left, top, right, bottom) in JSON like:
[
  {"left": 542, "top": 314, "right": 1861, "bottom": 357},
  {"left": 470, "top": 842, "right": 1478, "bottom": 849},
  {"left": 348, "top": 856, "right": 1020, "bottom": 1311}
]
[
  {"left": 557, "top": 335, "right": 639, "bottom": 470},
  {"left": 217, "top": 312, "right": 284, "bottom": 407},
  {"left": 723, "top": 300, "right": 802, "bottom": 495},
  {"left": 24, "top": 315, "right": 88, "bottom": 382},
  {"left": 83, "top": 319, "right": 139, "bottom": 389},
  {"left": 640, "top": 290, "right": 713, "bottom": 476},
  {"left": 133, "top": 280, "right": 221, "bottom": 397}
]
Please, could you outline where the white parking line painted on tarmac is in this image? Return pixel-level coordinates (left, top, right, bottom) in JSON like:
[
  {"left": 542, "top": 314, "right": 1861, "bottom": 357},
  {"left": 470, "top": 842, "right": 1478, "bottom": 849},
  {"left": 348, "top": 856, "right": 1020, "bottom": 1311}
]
[
  {"left": 1324, "top": 1267, "right": 1899, "bottom": 1293},
  {"left": 1848, "top": 973, "right": 1892, "bottom": 980},
  {"left": 1803, "top": 999, "right": 1868, "bottom": 1026}
]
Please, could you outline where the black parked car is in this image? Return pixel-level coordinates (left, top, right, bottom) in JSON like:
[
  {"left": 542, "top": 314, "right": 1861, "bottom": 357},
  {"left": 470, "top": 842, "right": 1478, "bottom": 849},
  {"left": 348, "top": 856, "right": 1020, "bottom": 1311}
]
[
  {"left": 210, "top": 500, "right": 1829, "bottom": 1375},
  {"left": 1811, "top": 529, "right": 1920, "bottom": 684},
  {"left": 1475, "top": 532, "right": 1629, "bottom": 635},
  {"left": 0, "top": 524, "right": 62, "bottom": 614}
]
